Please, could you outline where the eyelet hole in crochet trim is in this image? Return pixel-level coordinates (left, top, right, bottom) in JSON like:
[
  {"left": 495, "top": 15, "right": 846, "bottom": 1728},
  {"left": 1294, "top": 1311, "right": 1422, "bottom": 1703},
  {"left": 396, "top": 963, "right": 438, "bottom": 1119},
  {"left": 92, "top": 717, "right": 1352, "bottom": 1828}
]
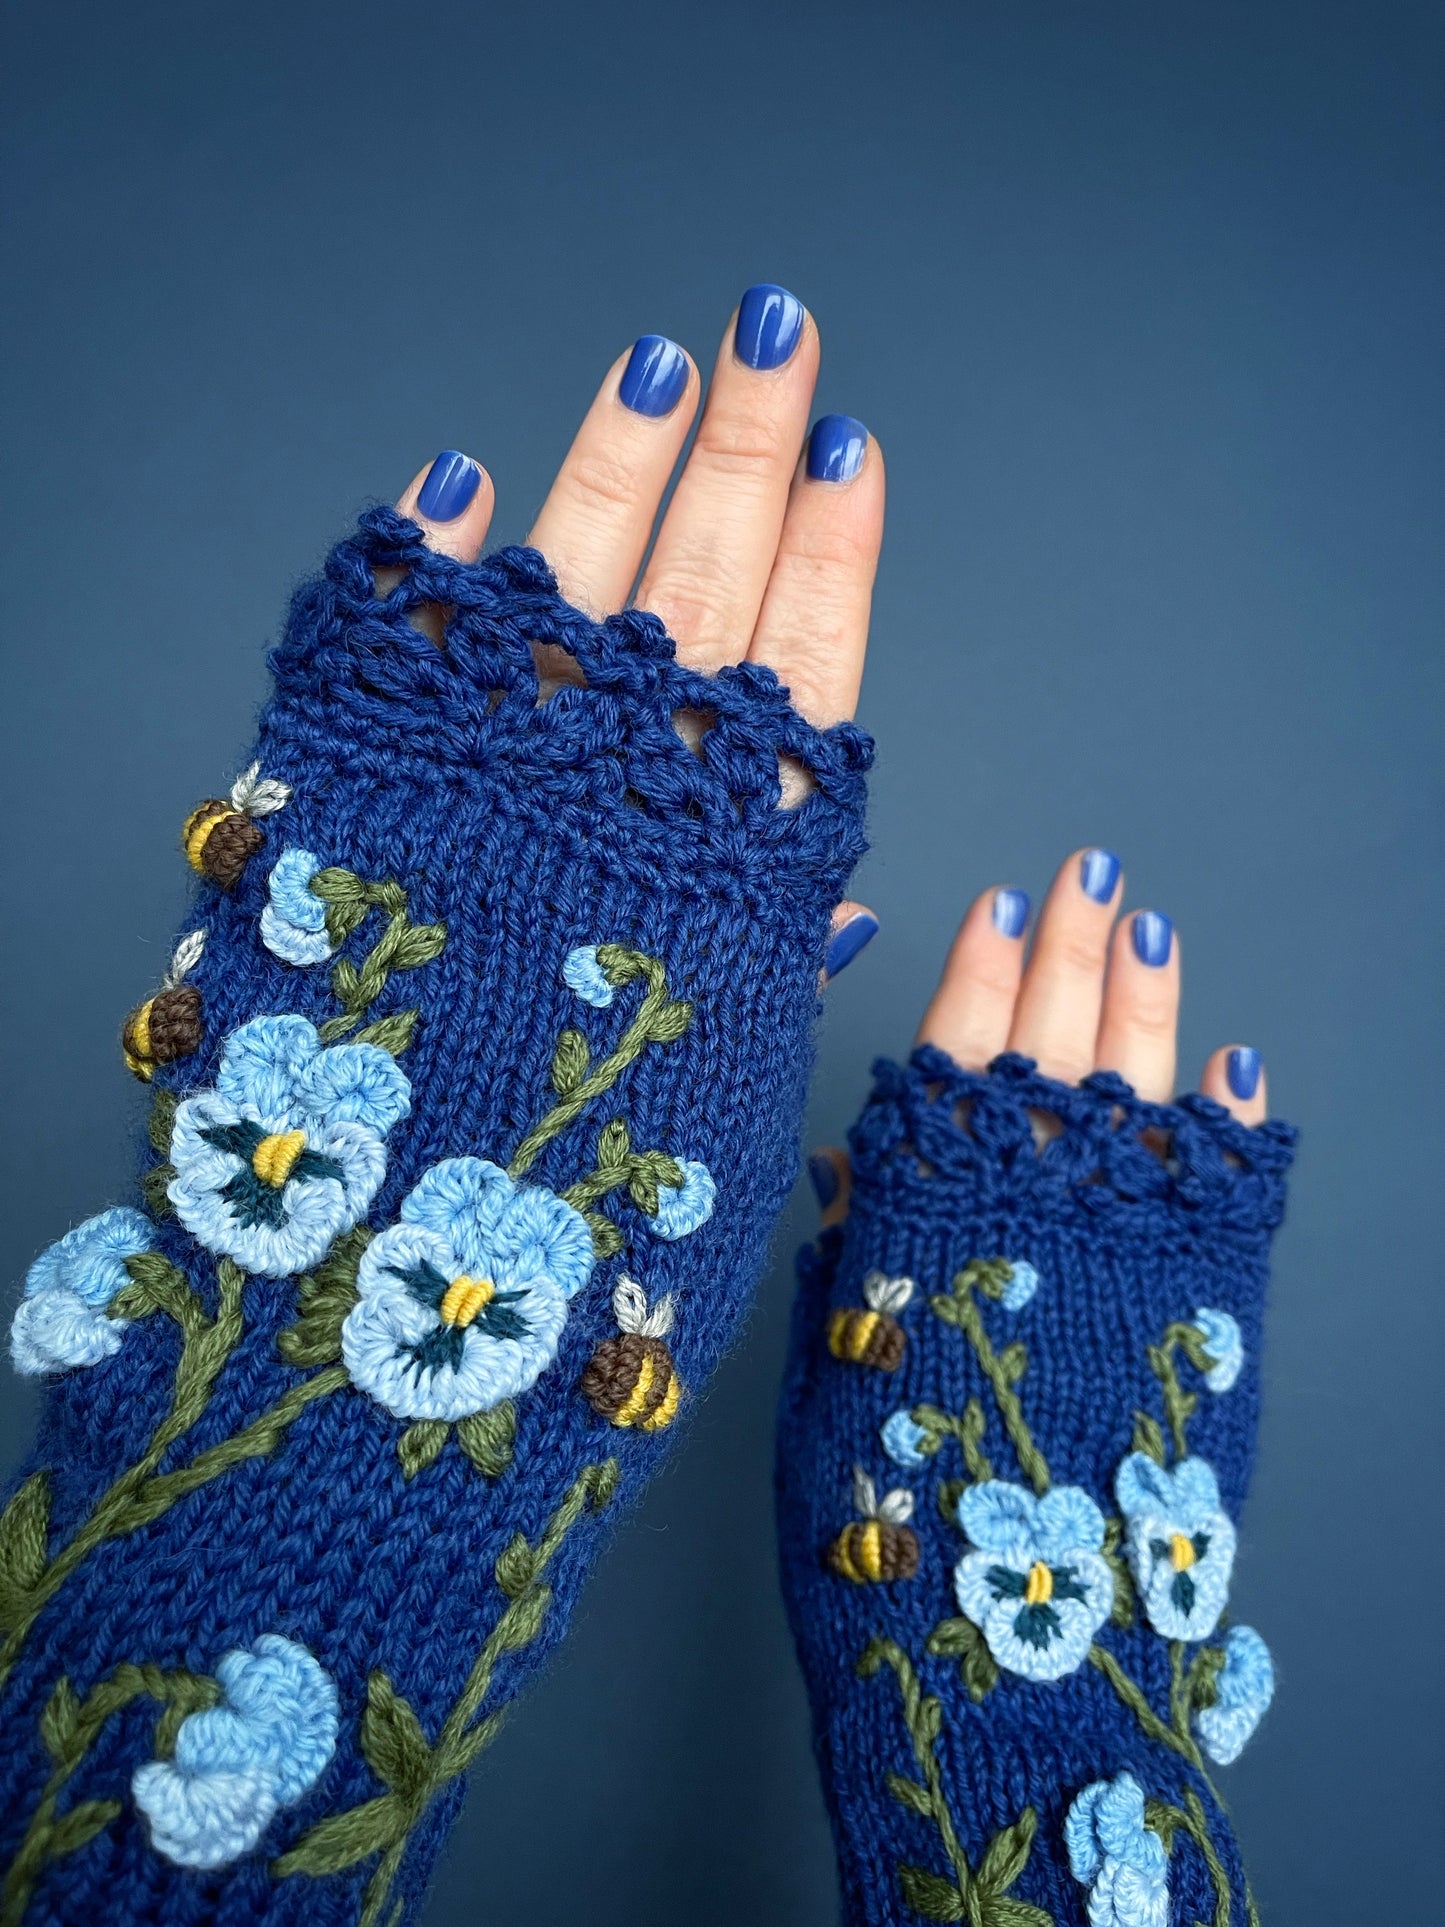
[{"left": 670, "top": 706, "right": 716, "bottom": 757}]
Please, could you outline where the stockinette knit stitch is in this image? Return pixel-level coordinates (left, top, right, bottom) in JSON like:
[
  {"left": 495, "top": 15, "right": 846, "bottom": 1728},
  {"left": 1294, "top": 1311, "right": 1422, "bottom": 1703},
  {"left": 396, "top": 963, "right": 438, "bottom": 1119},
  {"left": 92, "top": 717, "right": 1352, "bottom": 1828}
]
[
  {"left": 0, "top": 506, "right": 870, "bottom": 1926},
  {"left": 777, "top": 1046, "right": 1296, "bottom": 1926}
]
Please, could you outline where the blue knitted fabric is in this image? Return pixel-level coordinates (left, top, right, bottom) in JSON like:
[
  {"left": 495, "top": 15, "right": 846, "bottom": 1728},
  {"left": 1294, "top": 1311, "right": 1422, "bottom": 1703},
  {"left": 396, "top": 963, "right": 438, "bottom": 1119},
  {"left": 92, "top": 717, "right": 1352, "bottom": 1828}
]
[
  {"left": 777, "top": 1047, "right": 1296, "bottom": 1926},
  {"left": 0, "top": 507, "right": 870, "bottom": 1926}
]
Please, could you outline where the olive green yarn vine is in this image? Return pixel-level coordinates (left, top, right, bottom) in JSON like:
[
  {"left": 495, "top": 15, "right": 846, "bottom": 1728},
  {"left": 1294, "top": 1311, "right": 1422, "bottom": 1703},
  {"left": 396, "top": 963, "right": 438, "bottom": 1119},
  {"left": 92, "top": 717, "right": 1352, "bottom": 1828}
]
[
  {"left": 1, "top": 1664, "right": 222, "bottom": 1927},
  {"left": 1140, "top": 1788, "right": 1234, "bottom": 1927},
  {"left": 274, "top": 1460, "right": 621, "bottom": 1927},
  {"left": 1132, "top": 1320, "right": 1222, "bottom": 1465},
  {"left": 857, "top": 1637, "right": 1053, "bottom": 1926},
  {"left": 929, "top": 1261, "right": 1049, "bottom": 1497},
  {"left": 0, "top": 1257, "right": 347, "bottom": 1699},
  {"left": 308, "top": 870, "right": 447, "bottom": 1051}
]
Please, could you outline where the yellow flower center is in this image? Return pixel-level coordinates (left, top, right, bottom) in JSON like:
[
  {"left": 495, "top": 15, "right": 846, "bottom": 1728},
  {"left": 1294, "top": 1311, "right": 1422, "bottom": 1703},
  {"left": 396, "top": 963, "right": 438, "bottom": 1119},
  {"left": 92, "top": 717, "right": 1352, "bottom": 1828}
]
[
  {"left": 1169, "top": 1532, "right": 1197, "bottom": 1572},
  {"left": 1024, "top": 1560, "right": 1054, "bottom": 1605},
  {"left": 251, "top": 1130, "right": 307, "bottom": 1188},
  {"left": 440, "top": 1276, "right": 496, "bottom": 1328}
]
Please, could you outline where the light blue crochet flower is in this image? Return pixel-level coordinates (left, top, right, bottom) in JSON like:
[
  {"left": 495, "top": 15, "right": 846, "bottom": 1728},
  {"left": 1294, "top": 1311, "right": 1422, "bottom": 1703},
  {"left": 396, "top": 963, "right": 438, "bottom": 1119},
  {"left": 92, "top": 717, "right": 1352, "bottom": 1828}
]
[
  {"left": 10, "top": 1207, "right": 153, "bottom": 1376},
  {"left": 260, "top": 848, "right": 333, "bottom": 967},
  {"left": 999, "top": 1260, "right": 1040, "bottom": 1311},
  {"left": 563, "top": 945, "right": 614, "bottom": 1008},
  {"left": 651, "top": 1160, "right": 715, "bottom": 1240},
  {"left": 132, "top": 1634, "right": 337, "bottom": 1869},
  {"left": 1116, "top": 1452, "right": 1237, "bottom": 1641},
  {"left": 342, "top": 1157, "right": 594, "bottom": 1422},
  {"left": 881, "top": 1410, "right": 930, "bottom": 1469},
  {"left": 1193, "top": 1307, "right": 1244, "bottom": 1393},
  {"left": 1064, "top": 1772, "right": 1169, "bottom": 1927},
  {"left": 168, "top": 1015, "right": 410, "bottom": 1278},
  {"left": 953, "top": 1481, "right": 1113, "bottom": 1681},
  {"left": 1196, "top": 1624, "right": 1275, "bottom": 1764}
]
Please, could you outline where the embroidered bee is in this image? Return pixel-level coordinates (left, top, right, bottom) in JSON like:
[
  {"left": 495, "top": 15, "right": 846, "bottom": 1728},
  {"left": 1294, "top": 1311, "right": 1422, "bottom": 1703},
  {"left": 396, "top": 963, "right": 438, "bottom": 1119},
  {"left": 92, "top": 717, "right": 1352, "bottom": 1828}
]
[
  {"left": 581, "top": 1277, "right": 682, "bottom": 1432},
  {"left": 182, "top": 763, "right": 291, "bottom": 890},
  {"left": 827, "top": 1270, "right": 914, "bottom": 1372},
  {"left": 122, "top": 931, "right": 207, "bottom": 1081},
  {"left": 826, "top": 1467, "right": 919, "bottom": 1584}
]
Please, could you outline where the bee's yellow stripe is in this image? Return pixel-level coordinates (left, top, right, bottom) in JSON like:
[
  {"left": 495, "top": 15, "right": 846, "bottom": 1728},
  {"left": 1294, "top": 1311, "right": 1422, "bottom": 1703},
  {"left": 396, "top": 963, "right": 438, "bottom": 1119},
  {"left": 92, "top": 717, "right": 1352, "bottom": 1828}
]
[
  {"left": 614, "top": 1351, "right": 656, "bottom": 1427},
  {"left": 130, "top": 999, "right": 154, "bottom": 1059},
  {"left": 183, "top": 803, "right": 231, "bottom": 872},
  {"left": 641, "top": 1371, "right": 681, "bottom": 1431},
  {"left": 857, "top": 1520, "right": 884, "bottom": 1582}
]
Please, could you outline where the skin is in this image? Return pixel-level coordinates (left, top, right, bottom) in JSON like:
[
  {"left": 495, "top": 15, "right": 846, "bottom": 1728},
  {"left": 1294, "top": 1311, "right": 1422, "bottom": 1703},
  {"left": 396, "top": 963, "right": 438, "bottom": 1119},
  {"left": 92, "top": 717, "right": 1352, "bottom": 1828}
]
[{"left": 390, "top": 291, "right": 1267, "bottom": 1196}]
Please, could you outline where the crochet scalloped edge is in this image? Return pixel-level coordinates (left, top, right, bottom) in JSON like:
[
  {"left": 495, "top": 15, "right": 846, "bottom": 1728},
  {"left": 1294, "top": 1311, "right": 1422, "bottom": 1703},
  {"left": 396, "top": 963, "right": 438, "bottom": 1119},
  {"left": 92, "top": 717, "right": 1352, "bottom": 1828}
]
[
  {"left": 848, "top": 1047, "right": 1298, "bottom": 1225},
  {"left": 263, "top": 507, "right": 873, "bottom": 837}
]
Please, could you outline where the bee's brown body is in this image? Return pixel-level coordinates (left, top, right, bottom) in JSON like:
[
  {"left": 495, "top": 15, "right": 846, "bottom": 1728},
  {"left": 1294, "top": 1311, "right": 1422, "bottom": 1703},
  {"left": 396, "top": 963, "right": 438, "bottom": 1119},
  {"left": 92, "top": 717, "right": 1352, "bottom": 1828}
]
[
  {"left": 826, "top": 1519, "right": 919, "bottom": 1584},
  {"left": 582, "top": 1332, "right": 681, "bottom": 1431},
  {"left": 827, "top": 1306, "right": 906, "bottom": 1372},
  {"left": 183, "top": 801, "right": 264, "bottom": 889},
  {"left": 122, "top": 984, "right": 204, "bottom": 1081}
]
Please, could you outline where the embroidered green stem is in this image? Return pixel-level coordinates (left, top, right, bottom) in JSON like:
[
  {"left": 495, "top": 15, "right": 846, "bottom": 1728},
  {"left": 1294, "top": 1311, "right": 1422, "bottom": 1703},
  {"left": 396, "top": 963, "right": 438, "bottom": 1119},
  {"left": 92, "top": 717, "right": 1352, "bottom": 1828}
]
[
  {"left": 274, "top": 1461, "right": 621, "bottom": 1926},
  {"left": 1169, "top": 1641, "right": 1191, "bottom": 1741},
  {"left": 1145, "top": 1790, "right": 1232, "bottom": 1927},
  {"left": 309, "top": 870, "right": 446, "bottom": 1049},
  {"left": 912, "top": 1399, "right": 995, "bottom": 1484},
  {"left": 2, "top": 1664, "right": 221, "bottom": 1926},
  {"left": 857, "top": 1636, "right": 1051, "bottom": 1926},
  {"left": 1146, "top": 1322, "right": 1215, "bottom": 1463},
  {"left": 931, "top": 1264, "right": 1050, "bottom": 1496},
  {"left": 0, "top": 1264, "right": 345, "bottom": 1700},
  {"left": 1087, "top": 1645, "right": 1204, "bottom": 1771},
  {"left": 507, "top": 947, "right": 691, "bottom": 1179}
]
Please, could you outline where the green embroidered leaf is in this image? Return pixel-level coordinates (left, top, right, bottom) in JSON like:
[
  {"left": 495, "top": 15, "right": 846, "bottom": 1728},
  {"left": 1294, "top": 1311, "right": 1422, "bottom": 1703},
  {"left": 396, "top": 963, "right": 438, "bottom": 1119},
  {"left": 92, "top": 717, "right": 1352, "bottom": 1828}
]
[
  {"left": 997, "top": 1342, "right": 1028, "bottom": 1386},
  {"left": 597, "top": 1119, "right": 632, "bottom": 1169},
  {"left": 112, "top": 1253, "right": 196, "bottom": 1324},
  {"left": 272, "top": 1792, "right": 410, "bottom": 1875},
  {"left": 397, "top": 1421, "right": 449, "bottom": 1478},
  {"left": 935, "top": 1479, "right": 967, "bottom": 1526},
  {"left": 925, "top": 1616, "right": 998, "bottom": 1703},
  {"left": 140, "top": 1162, "right": 177, "bottom": 1219},
  {"left": 39, "top": 1675, "right": 79, "bottom": 1765},
  {"left": 885, "top": 1772, "right": 934, "bottom": 1819},
  {"left": 979, "top": 1899, "right": 1054, "bottom": 1927},
  {"left": 0, "top": 1470, "right": 51, "bottom": 1608},
  {"left": 1188, "top": 1644, "right": 1227, "bottom": 1711},
  {"left": 495, "top": 1533, "right": 537, "bottom": 1599},
  {"left": 897, "top": 1865, "right": 964, "bottom": 1920},
  {"left": 391, "top": 922, "right": 448, "bottom": 972},
  {"left": 1143, "top": 1798, "right": 1183, "bottom": 1851},
  {"left": 977, "top": 1808, "right": 1036, "bottom": 1895},
  {"left": 279, "top": 1227, "right": 369, "bottom": 1366},
  {"left": 46, "top": 1799, "right": 121, "bottom": 1859},
  {"left": 495, "top": 1583, "right": 551, "bottom": 1653},
  {"left": 551, "top": 1028, "right": 590, "bottom": 1096},
  {"left": 361, "top": 1672, "right": 434, "bottom": 1801},
  {"left": 457, "top": 1402, "right": 516, "bottom": 1479},
  {"left": 929, "top": 1292, "right": 965, "bottom": 1327},
  {"left": 583, "top": 1212, "right": 624, "bottom": 1260},
  {"left": 1131, "top": 1411, "right": 1167, "bottom": 1465},
  {"left": 354, "top": 1009, "right": 419, "bottom": 1055},
  {"left": 924, "top": 1617, "right": 974, "bottom": 1658},
  {"left": 1176, "top": 1323, "right": 1215, "bottom": 1374},
  {"left": 626, "top": 1168, "right": 660, "bottom": 1217},
  {"left": 959, "top": 1398, "right": 995, "bottom": 1483},
  {"left": 587, "top": 1459, "right": 621, "bottom": 1509},
  {"left": 647, "top": 999, "right": 692, "bottom": 1045},
  {"left": 917, "top": 1694, "right": 943, "bottom": 1747},
  {"left": 147, "top": 1087, "right": 179, "bottom": 1157},
  {"left": 331, "top": 957, "right": 363, "bottom": 1008}
]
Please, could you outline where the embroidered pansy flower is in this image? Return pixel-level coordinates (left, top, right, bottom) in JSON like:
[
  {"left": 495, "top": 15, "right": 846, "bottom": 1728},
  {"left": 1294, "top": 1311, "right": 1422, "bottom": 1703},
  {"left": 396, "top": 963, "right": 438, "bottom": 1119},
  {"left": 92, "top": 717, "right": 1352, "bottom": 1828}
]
[
  {"left": 882, "top": 1410, "right": 931, "bottom": 1469},
  {"left": 168, "top": 1015, "right": 410, "bottom": 1278},
  {"left": 563, "top": 945, "right": 614, "bottom": 1008},
  {"left": 1064, "top": 1772, "right": 1169, "bottom": 1927},
  {"left": 133, "top": 1635, "right": 337, "bottom": 1869},
  {"left": 260, "top": 848, "right": 333, "bottom": 967},
  {"left": 342, "top": 1157, "right": 594, "bottom": 1422},
  {"left": 1193, "top": 1307, "right": 1244, "bottom": 1393},
  {"left": 999, "top": 1260, "right": 1040, "bottom": 1311},
  {"left": 1196, "top": 1625, "right": 1274, "bottom": 1764},
  {"left": 651, "top": 1159, "right": 715, "bottom": 1240},
  {"left": 953, "top": 1481, "right": 1113, "bottom": 1681},
  {"left": 1116, "top": 1452, "right": 1237, "bottom": 1641},
  {"left": 10, "top": 1207, "right": 153, "bottom": 1376}
]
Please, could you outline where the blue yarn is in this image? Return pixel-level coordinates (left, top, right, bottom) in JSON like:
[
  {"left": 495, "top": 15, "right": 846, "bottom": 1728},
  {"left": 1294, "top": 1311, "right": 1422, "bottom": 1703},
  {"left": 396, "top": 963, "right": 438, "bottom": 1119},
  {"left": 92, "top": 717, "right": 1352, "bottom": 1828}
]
[
  {"left": 561, "top": 945, "right": 613, "bottom": 1008},
  {"left": 0, "top": 508, "right": 871, "bottom": 1925},
  {"left": 1116, "top": 1453, "right": 1236, "bottom": 1641},
  {"left": 649, "top": 1160, "right": 716, "bottom": 1240},
  {"left": 262, "top": 850, "right": 333, "bottom": 967},
  {"left": 881, "top": 1410, "right": 930, "bottom": 1469},
  {"left": 12, "top": 1208, "right": 154, "bottom": 1376},
  {"left": 1192, "top": 1306, "right": 1244, "bottom": 1392},
  {"left": 1196, "top": 1625, "right": 1275, "bottom": 1765},
  {"left": 776, "top": 1045, "right": 1296, "bottom": 1926},
  {"left": 1064, "top": 1774, "right": 1169, "bottom": 1927}
]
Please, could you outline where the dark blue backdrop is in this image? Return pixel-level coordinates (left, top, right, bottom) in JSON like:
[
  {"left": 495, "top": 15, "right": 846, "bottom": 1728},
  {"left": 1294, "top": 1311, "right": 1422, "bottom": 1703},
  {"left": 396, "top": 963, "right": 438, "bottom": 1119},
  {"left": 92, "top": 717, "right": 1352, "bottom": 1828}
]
[{"left": 2, "top": 4, "right": 1441, "bottom": 1922}]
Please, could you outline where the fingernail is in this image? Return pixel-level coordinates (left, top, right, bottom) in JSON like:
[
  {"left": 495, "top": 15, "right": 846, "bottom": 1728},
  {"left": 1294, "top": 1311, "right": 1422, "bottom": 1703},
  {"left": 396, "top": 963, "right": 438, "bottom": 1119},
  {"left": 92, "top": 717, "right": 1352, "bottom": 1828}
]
[
  {"left": 417, "top": 451, "right": 482, "bottom": 522},
  {"left": 807, "top": 413, "right": 868, "bottom": 484},
  {"left": 807, "top": 1152, "right": 839, "bottom": 1210},
  {"left": 824, "top": 910, "right": 879, "bottom": 979},
  {"left": 1227, "top": 1046, "right": 1262, "bottom": 1101},
  {"left": 991, "top": 888, "right": 1031, "bottom": 939},
  {"left": 735, "top": 283, "right": 805, "bottom": 370},
  {"left": 1080, "top": 848, "right": 1121, "bottom": 904},
  {"left": 1132, "top": 910, "right": 1174, "bottom": 968},
  {"left": 618, "top": 335, "right": 690, "bottom": 418}
]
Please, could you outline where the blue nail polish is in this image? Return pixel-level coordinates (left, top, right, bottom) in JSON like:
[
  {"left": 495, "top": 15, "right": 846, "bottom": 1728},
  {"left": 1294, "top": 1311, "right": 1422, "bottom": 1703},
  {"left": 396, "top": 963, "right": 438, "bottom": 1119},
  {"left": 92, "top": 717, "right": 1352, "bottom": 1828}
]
[
  {"left": 1080, "top": 848, "right": 1121, "bottom": 904},
  {"left": 618, "top": 335, "right": 689, "bottom": 418},
  {"left": 735, "top": 283, "right": 805, "bottom": 370},
  {"left": 824, "top": 910, "right": 879, "bottom": 979},
  {"left": 991, "top": 888, "right": 1030, "bottom": 939},
  {"left": 807, "top": 1152, "right": 839, "bottom": 1210},
  {"left": 1227, "top": 1046, "right": 1262, "bottom": 1101},
  {"left": 1132, "top": 910, "right": 1174, "bottom": 968},
  {"left": 807, "top": 413, "right": 868, "bottom": 484},
  {"left": 417, "top": 451, "right": 481, "bottom": 522}
]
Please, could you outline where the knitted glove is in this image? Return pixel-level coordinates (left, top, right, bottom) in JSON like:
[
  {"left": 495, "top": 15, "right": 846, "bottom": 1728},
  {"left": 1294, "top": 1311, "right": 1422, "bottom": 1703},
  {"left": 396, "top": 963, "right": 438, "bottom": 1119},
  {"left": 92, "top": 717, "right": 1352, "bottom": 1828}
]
[
  {"left": 0, "top": 507, "right": 870, "bottom": 1927},
  {"left": 777, "top": 1047, "right": 1296, "bottom": 1927}
]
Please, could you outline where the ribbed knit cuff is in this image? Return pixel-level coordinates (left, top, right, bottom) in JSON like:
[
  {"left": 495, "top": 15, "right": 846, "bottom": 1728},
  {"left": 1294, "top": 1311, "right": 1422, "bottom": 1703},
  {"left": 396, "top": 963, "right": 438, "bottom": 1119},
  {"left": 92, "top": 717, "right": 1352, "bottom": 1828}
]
[
  {"left": 1, "top": 509, "right": 870, "bottom": 1926},
  {"left": 777, "top": 1048, "right": 1296, "bottom": 1927}
]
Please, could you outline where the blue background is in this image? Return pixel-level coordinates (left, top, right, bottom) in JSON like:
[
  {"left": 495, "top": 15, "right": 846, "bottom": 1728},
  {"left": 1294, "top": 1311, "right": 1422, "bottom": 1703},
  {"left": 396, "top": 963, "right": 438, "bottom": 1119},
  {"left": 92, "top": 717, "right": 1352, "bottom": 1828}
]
[{"left": 2, "top": 3, "right": 1440, "bottom": 1921}]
